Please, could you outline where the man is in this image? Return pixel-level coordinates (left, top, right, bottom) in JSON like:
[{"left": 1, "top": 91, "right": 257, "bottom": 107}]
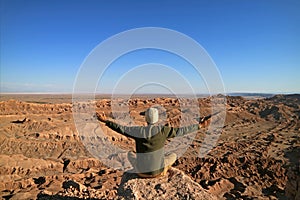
[{"left": 97, "top": 107, "right": 202, "bottom": 178}]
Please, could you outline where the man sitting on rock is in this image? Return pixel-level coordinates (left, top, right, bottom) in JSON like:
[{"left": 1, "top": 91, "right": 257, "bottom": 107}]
[{"left": 97, "top": 107, "right": 202, "bottom": 178}]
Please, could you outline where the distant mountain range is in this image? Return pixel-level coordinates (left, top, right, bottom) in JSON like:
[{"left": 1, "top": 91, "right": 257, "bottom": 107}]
[{"left": 226, "top": 93, "right": 275, "bottom": 98}]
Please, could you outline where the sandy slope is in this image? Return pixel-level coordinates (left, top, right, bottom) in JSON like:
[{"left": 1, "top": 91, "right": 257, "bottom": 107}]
[{"left": 0, "top": 94, "right": 299, "bottom": 199}]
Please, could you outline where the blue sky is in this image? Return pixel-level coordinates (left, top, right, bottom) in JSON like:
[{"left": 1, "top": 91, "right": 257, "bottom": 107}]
[{"left": 1, "top": 0, "right": 299, "bottom": 94}]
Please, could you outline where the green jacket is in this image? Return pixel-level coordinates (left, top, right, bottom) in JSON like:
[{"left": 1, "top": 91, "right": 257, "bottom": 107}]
[{"left": 106, "top": 121, "right": 199, "bottom": 175}]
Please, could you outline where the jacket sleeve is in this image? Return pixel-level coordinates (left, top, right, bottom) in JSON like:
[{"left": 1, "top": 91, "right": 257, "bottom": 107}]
[
  {"left": 165, "top": 123, "right": 199, "bottom": 138},
  {"left": 105, "top": 120, "right": 136, "bottom": 139}
]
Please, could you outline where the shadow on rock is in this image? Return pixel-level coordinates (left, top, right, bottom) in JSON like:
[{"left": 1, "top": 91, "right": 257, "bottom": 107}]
[
  {"left": 284, "top": 146, "right": 300, "bottom": 200},
  {"left": 117, "top": 169, "right": 140, "bottom": 199}
]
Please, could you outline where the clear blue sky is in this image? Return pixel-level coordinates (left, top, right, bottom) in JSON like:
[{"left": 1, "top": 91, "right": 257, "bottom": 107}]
[{"left": 1, "top": 0, "right": 299, "bottom": 94}]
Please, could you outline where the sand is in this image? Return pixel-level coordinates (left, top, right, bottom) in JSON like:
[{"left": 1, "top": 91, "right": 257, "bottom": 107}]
[{"left": 0, "top": 94, "right": 299, "bottom": 199}]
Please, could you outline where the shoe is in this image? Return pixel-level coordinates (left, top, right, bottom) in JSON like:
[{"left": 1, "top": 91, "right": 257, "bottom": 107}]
[
  {"left": 164, "top": 153, "right": 177, "bottom": 167},
  {"left": 161, "top": 153, "right": 177, "bottom": 176}
]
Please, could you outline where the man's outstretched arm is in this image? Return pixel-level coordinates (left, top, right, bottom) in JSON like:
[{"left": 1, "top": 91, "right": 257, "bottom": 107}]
[
  {"left": 96, "top": 112, "right": 135, "bottom": 139},
  {"left": 166, "top": 112, "right": 221, "bottom": 138},
  {"left": 166, "top": 122, "right": 200, "bottom": 138}
]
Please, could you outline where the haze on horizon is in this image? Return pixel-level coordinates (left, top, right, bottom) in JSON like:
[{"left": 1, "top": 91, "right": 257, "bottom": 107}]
[{"left": 1, "top": 0, "right": 299, "bottom": 95}]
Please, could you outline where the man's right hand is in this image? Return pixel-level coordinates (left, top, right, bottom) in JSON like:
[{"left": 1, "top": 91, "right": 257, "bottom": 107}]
[{"left": 96, "top": 112, "right": 107, "bottom": 122}]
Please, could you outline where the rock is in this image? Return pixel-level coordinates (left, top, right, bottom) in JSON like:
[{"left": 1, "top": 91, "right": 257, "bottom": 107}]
[
  {"left": 10, "top": 189, "right": 39, "bottom": 200},
  {"left": 207, "top": 178, "right": 234, "bottom": 197},
  {"left": 118, "top": 167, "right": 217, "bottom": 200},
  {"left": 62, "top": 180, "right": 87, "bottom": 192}
]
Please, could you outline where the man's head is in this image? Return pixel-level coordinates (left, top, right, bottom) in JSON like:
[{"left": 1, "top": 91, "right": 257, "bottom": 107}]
[{"left": 145, "top": 107, "right": 159, "bottom": 124}]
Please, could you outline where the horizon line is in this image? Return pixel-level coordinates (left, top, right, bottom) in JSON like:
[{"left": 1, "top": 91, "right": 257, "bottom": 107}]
[{"left": 1, "top": 92, "right": 299, "bottom": 95}]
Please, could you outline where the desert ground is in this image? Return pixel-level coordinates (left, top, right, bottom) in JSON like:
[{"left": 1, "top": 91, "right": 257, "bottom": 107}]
[{"left": 0, "top": 94, "right": 299, "bottom": 199}]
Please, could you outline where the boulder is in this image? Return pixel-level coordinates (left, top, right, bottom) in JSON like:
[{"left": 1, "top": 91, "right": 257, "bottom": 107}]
[{"left": 118, "top": 167, "right": 217, "bottom": 200}]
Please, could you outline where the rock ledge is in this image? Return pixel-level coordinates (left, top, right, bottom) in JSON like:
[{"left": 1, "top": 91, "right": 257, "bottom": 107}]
[{"left": 118, "top": 167, "right": 217, "bottom": 200}]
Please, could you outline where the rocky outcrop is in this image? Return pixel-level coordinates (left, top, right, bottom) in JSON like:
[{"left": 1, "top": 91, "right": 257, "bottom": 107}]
[{"left": 118, "top": 167, "right": 217, "bottom": 200}]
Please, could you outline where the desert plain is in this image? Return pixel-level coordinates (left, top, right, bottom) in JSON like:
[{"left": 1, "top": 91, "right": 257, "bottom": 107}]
[{"left": 0, "top": 94, "right": 299, "bottom": 199}]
